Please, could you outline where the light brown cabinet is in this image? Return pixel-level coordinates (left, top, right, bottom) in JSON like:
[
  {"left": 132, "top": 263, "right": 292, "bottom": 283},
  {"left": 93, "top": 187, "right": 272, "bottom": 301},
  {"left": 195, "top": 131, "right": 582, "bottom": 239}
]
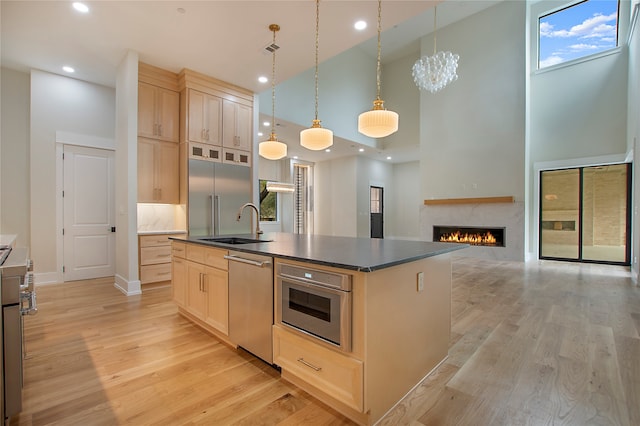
[
  {"left": 137, "top": 137, "right": 179, "bottom": 203},
  {"left": 273, "top": 325, "right": 363, "bottom": 412},
  {"left": 222, "top": 99, "right": 252, "bottom": 151},
  {"left": 139, "top": 234, "right": 184, "bottom": 285},
  {"left": 187, "top": 89, "right": 222, "bottom": 145},
  {"left": 171, "top": 242, "right": 187, "bottom": 307},
  {"left": 138, "top": 82, "right": 179, "bottom": 143},
  {"left": 179, "top": 244, "right": 229, "bottom": 336}
]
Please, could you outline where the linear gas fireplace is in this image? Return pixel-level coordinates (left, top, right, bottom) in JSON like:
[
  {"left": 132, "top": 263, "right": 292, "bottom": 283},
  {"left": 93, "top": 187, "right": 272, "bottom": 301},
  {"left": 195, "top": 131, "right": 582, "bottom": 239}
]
[{"left": 433, "top": 226, "right": 506, "bottom": 247}]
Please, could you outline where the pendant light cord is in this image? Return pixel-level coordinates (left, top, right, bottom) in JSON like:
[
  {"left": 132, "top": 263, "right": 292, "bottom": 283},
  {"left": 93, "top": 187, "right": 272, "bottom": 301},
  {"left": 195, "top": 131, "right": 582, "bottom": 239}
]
[
  {"left": 375, "top": 0, "right": 382, "bottom": 101},
  {"left": 433, "top": 6, "right": 438, "bottom": 55},
  {"left": 313, "top": 0, "right": 320, "bottom": 122},
  {"left": 270, "top": 25, "right": 278, "bottom": 137}
]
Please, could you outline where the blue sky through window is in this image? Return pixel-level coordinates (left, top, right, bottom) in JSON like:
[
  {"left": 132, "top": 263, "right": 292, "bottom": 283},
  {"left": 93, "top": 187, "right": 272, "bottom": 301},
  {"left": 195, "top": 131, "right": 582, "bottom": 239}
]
[{"left": 539, "top": 0, "right": 619, "bottom": 68}]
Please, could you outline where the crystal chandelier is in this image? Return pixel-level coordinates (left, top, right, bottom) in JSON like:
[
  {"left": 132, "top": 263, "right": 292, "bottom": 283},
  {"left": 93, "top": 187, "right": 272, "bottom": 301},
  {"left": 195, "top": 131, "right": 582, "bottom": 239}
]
[
  {"left": 300, "top": 0, "right": 333, "bottom": 151},
  {"left": 412, "top": 6, "right": 459, "bottom": 93},
  {"left": 358, "top": 0, "right": 399, "bottom": 138},
  {"left": 259, "top": 24, "right": 287, "bottom": 160}
]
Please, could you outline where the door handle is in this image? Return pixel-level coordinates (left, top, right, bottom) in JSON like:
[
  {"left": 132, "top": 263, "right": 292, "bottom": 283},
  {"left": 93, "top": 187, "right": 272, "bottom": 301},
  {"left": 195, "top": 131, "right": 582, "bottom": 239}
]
[{"left": 224, "top": 255, "right": 271, "bottom": 268}]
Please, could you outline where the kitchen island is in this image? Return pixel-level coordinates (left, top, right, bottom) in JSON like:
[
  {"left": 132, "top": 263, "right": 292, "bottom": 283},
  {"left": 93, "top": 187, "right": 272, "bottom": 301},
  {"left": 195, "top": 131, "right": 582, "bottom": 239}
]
[{"left": 170, "top": 233, "right": 465, "bottom": 425}]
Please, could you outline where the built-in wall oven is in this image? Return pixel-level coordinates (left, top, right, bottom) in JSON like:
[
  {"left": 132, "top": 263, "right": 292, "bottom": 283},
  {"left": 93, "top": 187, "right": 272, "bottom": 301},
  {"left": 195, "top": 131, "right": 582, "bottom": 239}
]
[{"left": 276, "top": 263, "right": 352, "bottom": 352}]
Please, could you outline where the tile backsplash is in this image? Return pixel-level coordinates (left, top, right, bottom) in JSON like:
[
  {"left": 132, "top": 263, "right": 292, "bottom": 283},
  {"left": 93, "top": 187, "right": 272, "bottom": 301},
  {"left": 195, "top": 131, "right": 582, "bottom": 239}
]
[{"left": 137, "top": 204, "right": 186, "bottom": 232}]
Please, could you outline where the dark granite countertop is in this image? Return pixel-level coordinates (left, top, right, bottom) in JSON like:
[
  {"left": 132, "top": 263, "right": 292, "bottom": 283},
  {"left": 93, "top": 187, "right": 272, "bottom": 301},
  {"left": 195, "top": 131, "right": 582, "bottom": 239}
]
[{"left": 170, "top": 232, "right": 467, "bottom": 272}]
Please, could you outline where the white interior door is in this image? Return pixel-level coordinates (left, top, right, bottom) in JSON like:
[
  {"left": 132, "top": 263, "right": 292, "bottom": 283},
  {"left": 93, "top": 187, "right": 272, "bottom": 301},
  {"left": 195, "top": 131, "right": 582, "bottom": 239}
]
[{"left": 63, "top": 145, "right": 115, "bottom": 281}]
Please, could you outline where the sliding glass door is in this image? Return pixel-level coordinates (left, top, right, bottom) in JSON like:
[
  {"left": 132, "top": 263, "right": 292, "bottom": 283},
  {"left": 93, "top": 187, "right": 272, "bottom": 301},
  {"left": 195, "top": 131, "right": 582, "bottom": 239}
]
[{"left": 539, "top": 163, "right": 630, "bottom": 265}]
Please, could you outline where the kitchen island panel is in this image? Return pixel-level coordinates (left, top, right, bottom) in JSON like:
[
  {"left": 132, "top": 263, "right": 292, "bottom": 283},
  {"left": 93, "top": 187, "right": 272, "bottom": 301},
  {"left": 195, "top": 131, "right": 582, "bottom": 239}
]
[{"left": 364, "top": 253, "right": 452, "bottom": 423}]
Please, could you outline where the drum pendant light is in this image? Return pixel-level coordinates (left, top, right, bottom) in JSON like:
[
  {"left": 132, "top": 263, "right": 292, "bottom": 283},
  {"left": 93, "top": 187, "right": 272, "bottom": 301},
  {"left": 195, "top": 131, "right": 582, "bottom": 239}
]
[
  {"left": 259, "top": 24, "right": 288, "bottom": 160},
  {"left": 357, "top": 0, "right": 399, "bottom": 138},
  {"left": 300, "top": 0, "right": 333, "bottom": 150}
]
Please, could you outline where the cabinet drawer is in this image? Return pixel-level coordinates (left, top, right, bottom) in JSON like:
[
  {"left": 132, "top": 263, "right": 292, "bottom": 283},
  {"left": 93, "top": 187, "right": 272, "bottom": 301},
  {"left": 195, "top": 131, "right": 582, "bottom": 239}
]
[
  {"left": 186, "top": 244, "right": 206, "bottom": 264},
  {"left": 273, "top": 326, "right": 363, "bottom": 412},
  {"left": 186, "top": 244, "right": 227, "bottom": 270},
  {"left": 140, "top": 233, "right": 183, "bottom": 247},
  {"left": 204, "top": 247, "right": 228, "bottom": 270},
  {"left": 140, "top": 245, "right": 172, "bottom": 265},
  {"left": 172, "top": 241, "right": 186, "bottom": 258},
  {"left": 141, "top": 263, "right": 172, "bottom": 284},
  {"left": 140, "top": 234, "right": 171, "bottom": 247}
]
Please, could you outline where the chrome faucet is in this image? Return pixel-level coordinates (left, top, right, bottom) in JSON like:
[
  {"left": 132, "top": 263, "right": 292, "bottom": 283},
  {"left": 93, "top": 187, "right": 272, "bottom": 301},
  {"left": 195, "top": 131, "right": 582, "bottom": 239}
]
[{"left": 237, "top": 202, "right": 263, "bottom": 234}]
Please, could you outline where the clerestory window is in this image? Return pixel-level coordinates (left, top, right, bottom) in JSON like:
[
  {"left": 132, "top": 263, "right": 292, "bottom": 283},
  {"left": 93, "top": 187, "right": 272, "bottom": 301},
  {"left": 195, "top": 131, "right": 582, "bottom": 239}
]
[{"left": 538, "top": 0, "right": 619, "bottom": 69}]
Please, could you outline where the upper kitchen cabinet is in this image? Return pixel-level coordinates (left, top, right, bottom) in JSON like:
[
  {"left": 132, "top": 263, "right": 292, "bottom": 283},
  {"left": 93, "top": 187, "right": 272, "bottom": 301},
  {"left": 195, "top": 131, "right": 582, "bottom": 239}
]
[
  {"left": 138, "top": 137, "right": 179, "bottom": 204},
  {"left": 222, "top": 99, "right": 252, "bottom": 151},
  {"left": 185, "top": 89, "right": 222, "bottom": 145},
  {"left": 138, "top": 82, "right": 179, "bottom": 143},
  {"left": 178, "top": 69, "right": 254, "bottom": 165}
]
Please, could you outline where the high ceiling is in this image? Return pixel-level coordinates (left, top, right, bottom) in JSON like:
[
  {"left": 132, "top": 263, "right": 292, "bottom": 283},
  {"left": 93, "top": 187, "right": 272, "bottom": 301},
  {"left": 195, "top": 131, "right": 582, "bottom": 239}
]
[{"left": 1, "top": 0, "right": 501, "bottom": 163}]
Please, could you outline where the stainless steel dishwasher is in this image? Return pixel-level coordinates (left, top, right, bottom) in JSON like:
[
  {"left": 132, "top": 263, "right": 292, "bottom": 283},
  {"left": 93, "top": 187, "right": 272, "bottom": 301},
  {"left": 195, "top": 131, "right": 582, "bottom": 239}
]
[{"left": 225, "top": 250, "right": 274, "bottom": 364}]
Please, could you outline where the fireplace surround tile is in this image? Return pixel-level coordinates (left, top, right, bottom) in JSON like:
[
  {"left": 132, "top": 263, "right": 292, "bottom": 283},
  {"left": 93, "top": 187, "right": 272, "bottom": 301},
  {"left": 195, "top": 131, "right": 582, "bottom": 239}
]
[{"left": 420, "top": 201, "right": 525, "bottom": 261}]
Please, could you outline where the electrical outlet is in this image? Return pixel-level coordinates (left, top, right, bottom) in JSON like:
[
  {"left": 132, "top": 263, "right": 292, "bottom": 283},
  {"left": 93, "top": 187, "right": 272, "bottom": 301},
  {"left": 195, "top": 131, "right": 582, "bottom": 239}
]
[{"left": 417, "top": 272, "right": 424, "bottom": 292}]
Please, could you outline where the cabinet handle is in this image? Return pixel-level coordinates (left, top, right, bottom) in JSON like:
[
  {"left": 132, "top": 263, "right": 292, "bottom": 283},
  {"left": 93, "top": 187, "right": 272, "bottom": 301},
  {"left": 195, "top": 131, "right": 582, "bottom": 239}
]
[
  {"left": 206, "top": 129, "right": 210, "bottom": 141},
  {"left": 199, "top": 273, "right": 203, "bottom": 291},
  {"left": 158, "top": 124, "right": 163, "bottom": 136},
  {"left": 297, "top": 358, "right": 322, "bottom": 371}
]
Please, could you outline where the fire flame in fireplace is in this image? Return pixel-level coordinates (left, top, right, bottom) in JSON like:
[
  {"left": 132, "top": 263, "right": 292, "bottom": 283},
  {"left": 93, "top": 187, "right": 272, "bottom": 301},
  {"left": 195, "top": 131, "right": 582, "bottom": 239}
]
[{"left": 439, "top": 231, "right": 497, "bottom": 246}]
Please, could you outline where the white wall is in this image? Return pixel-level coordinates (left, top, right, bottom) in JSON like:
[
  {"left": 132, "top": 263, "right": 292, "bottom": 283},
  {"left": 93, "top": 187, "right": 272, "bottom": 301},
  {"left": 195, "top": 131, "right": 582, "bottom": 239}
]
[
  {"left": 314, "top": 155, "right": 396, "bottom": 238},
  {"left": 355, "top": 156, "right": 393, "bottom": 238},
  {"left": 418, "top": 0, "right": 526, "bottom": 202},
  {"left": 379, "top": 53, "right": 420, "bottom": 154},
  {"left": 314, "top": 156, "right": 358, "bottom": 236},
  {"left": 30, "top": 70, "right": 115, "bottom": 277},
  {"left": 528, "top": 0, "right": 630, "bottom": 258},
  {"left": 114, "top": 51, "right": 140, "bottom": 295},
  {"left": 389, "top": 161, "right": 421, "bottom": 239},
  {"left": 0, "top": 68, "right": 30, "bottom": 247},
  {"left": 259, "top": 46, "right": 377, "bottom": 147}
]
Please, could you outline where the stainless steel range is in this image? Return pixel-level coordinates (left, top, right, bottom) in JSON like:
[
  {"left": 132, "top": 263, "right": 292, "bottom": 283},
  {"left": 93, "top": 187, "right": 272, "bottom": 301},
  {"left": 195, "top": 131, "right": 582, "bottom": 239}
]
[{"left": 0, "top": 245, "right": 36, "bottom": 422}]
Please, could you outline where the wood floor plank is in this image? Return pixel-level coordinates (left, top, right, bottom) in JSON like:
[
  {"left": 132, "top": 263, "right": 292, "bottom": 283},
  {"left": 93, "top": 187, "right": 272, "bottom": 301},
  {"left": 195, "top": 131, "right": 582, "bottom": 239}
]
[{"left": 12, "top": 259, "right": 640, "bottom": 426}]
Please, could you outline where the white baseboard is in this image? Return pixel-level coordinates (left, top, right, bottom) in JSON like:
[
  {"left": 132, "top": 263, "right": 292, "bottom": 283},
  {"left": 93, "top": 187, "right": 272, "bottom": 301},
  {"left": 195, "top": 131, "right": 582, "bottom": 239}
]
[
  {"left": 114, "top": 274, "right": 142, "bottom": 296},
  {"left": 34, "top": 271, "right": 60, "bottom": 286}
]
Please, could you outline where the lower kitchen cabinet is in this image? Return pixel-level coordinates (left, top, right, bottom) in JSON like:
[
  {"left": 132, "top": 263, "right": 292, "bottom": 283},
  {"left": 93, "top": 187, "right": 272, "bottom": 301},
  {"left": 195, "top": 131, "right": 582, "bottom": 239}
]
[
  {"left": 139, "top": 233, "right": 184, "bottom": 285},
  {"left": 174, "top": 243, "right": 229, "bottom": 337},
  {"left": 171, "top": 255, "right": 187, "bottom": 307},
  {"left": 273, "top": 325, "right": 363, "bottom": 412}
]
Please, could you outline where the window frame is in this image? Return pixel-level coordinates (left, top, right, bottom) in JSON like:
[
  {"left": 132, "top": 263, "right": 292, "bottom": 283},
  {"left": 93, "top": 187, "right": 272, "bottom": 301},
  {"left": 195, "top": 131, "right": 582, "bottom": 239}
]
[
  {"left": 258, "top": 179, "right": 279, "bottom": 224},
  {"left": 537, "top": 0, "right": 621, "bottom": 72}
]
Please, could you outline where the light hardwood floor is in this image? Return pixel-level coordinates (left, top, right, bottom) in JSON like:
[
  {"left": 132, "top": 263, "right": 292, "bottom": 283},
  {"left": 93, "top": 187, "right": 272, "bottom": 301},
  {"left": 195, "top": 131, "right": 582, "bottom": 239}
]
[{"left": 13, "top": 258, "right": 640, "bottom": 425}]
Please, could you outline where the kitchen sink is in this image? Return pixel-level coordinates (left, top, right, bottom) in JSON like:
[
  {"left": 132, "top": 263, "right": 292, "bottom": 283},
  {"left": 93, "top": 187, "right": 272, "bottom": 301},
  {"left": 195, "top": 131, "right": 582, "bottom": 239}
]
[{"left": 198, "top": 237, "right": 271, "bottom": 245}]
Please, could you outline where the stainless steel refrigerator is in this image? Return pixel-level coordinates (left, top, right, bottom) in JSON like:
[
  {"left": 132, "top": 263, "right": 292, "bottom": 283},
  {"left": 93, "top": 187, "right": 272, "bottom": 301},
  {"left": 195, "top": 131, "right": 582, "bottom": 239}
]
[{"left": 188, "top": 159, "right": 252, "bottom": 236}]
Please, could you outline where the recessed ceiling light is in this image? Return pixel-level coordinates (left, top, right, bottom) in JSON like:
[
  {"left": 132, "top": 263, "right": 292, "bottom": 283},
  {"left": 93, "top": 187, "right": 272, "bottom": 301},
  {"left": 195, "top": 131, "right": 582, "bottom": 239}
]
[
  {"left": 325, "top": 149, "right": 331, "bottom": 153},
  {"left": 354, "top": 20, "right": 367, "bottom": 31},
  {"left": 62, "top": 66, "right": 75, "bottom": 73},
  {"left": 263, "top": 121, "right": 270, "bottom": 127},
  {"left": 258, "top": 76, "right": 268, "bottom": 83},
  {"left": 257, "top": 132, "right": 263, "bottom": 137},
  {"left": 72, "top": 2, "right": 89, "bottom": 13},
  {"left": 386, "top": 156, "right": 392, "bottom": 160},
  {"left": 293, "top": 156, "right": 299, "bottom": 159},
  {"left": 359, "top": 148, "right": 365, "bottom": 152}
]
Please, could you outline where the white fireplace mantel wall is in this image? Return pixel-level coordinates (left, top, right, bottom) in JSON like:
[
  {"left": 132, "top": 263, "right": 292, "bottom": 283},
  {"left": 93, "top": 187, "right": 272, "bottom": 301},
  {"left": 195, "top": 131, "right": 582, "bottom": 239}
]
[{"left": 420, "top": 201, "right": 525, "bottom": 262}]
